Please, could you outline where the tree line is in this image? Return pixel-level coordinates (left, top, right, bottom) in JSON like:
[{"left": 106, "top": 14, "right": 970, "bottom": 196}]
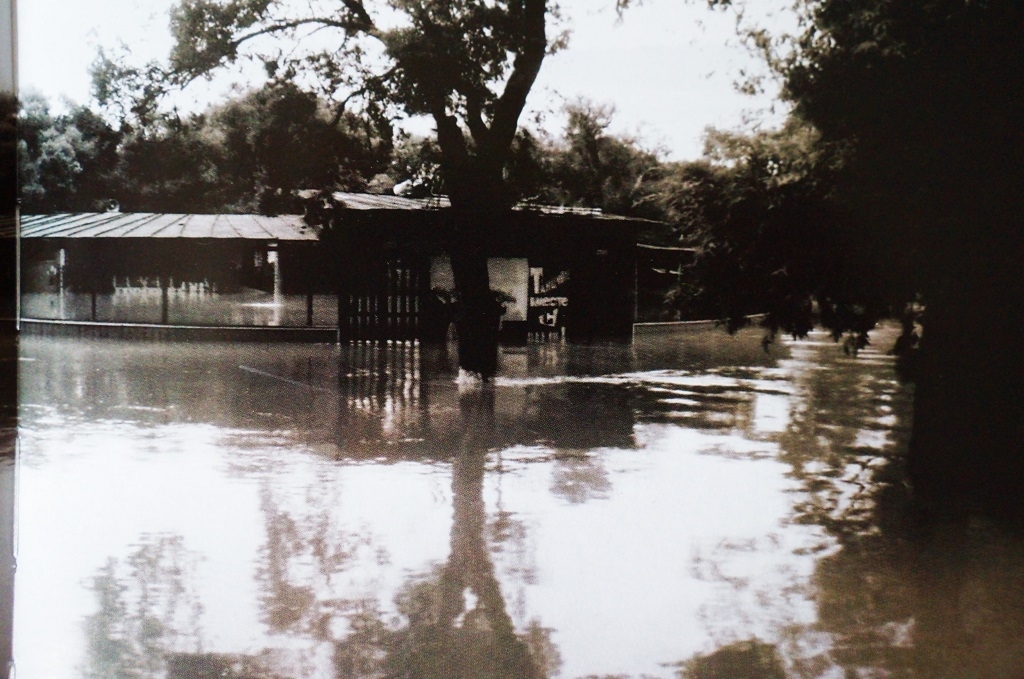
[{"left": 17, "top": 85, "right": 679, "bottom": 218}]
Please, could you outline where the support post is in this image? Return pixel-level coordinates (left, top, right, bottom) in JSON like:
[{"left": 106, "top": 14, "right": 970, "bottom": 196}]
[{"left": 160, "top": 276, "right": 169, "bottom": 324}]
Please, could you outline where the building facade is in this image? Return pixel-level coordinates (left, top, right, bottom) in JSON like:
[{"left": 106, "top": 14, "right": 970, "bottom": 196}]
[{"left": 20, "top": 194, "right": 652, "bottom": 343}]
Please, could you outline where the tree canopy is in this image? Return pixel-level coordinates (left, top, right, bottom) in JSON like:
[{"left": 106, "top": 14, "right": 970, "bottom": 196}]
[
  {"left": 17, "top": 83, "right": 390, "bottom": 214},
  {"left": 99, "top": 0, "right": 565, "bottom": 213}
]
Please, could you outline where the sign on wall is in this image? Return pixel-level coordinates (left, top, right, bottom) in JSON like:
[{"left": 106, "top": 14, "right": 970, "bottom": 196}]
[
  {"left": 528, "top": 267, "right": 570, "bottom": 332},
  {"left": 429, "top": 256, "right": 529, "bottom": 322}
]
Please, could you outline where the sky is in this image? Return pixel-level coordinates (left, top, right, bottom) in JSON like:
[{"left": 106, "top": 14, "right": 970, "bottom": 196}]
[{"left": 17, "top": 0, "right": 795, "bottom": 160}]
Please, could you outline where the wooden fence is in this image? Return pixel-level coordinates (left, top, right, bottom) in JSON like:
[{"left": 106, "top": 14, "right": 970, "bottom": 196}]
[{"left": 337, "top": 258, "right": 424, "bottom": 343}]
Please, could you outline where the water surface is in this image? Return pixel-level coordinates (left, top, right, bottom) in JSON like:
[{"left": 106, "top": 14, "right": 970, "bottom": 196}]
[{"left": 15, "top": 325, "right": 1024, "bottom": 678}]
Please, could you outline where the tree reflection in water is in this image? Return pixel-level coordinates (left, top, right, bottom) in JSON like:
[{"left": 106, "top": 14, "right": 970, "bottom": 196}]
[
  {"left": 673, "top": 638, "right": 786, "bottom": 679},
  {"left": 84, "top": 536, "right": 204, "bottom": 679},
  {"left": 332, "top": 388, "right": 559, "bottom": 678},
  {"left": 82, "top": 382, "right": 560, "bottom": 678},
  {"left": 766, "top": 327, "right": 1024, "bottom": 678}
]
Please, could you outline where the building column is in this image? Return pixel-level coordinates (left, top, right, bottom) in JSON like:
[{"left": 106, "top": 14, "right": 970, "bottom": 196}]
[{"left": 160, "top": 276, "right": 169, "bottom": 324}]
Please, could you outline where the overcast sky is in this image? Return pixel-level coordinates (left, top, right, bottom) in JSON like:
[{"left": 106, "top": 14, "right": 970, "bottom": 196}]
[{"left": 17, "top": 0, "right": 795, "bottom": 160}]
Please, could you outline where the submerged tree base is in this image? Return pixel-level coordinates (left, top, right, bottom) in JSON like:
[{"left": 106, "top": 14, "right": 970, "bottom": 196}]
[{"left": 456, "top": 368, "right": 493, "bottom": 388}]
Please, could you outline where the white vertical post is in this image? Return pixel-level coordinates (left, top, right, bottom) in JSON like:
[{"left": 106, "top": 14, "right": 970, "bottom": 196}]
[
  {"left": 0, "top": 0, "right": 16, "bottom": 331},
  {"left": 0, "top": 4, "right": 17, "bottom": 676}
]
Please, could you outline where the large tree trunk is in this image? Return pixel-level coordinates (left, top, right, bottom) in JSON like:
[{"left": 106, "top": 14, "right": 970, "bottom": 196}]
[
  {"left": 446, "top": 215, "right": 501, "bottom": 379},
  {"left": 907, "top": 215, "right": 1024, "bottom": 518},
  {"left": 444, "top": 166, "right": 508, "bottom": 380}
]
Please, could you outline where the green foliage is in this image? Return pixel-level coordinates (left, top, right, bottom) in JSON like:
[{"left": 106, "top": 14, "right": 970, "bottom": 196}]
[
  {"left": 20, "top": 83, "right": 389, "bottom": 214},
  {"left": 778, "top": 0, "right": 1024, "bottom": 291},
  {"left": 91, "top": 48, "right": 171, "bottom": 129},
  {"left": 654, "top": 119, "right": 885, "bottom": 343},
  {"left": 169, "top": 0, "right": 277, "bottom": 80},
  {"left": 538, "top": 101, "right": 664, "bottom": 217},
  {"left": 386, "top": 101, "right": 668, "bottom": 218},
  {"left": 150, "top": 0, "right": 561, "bottom": 211},
  {"left": 470, "top": 100, "right": 668, "bottom": 217},
  {"left": 17, "top": 93, "right": 123, "bottom": 213},
  {"left": 388, "top": 133, "right": 445, "bottom": 196},
  {"left": 643, "top": 0, "right": 1020, "bottom": 357}
]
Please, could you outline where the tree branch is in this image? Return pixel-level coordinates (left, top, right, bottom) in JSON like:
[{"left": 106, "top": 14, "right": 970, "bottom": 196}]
[
  {"left": 460, "top": 88, "right": 490, "bottom": 148},
  {"left": 232, "top": 17, "right": 354, "bottom": 47},
  {"left": 327, "top": 64, "right": 399, "bottom": 127},
  {"left": 487, "top": 0, "right": 547, "bottom": 160},
  {"left": 339, "top": 0, "right": 377, "bottom": 35}
]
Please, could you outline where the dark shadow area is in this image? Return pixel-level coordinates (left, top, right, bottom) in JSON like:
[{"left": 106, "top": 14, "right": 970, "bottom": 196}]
[{"left": 0, "top": 332, "right": 12, "bottom": 678}]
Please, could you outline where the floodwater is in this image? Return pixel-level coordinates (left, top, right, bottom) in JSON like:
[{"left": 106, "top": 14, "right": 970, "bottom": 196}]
[{"left": 13, "top": 325, "right": 1024, "bottom": 678}]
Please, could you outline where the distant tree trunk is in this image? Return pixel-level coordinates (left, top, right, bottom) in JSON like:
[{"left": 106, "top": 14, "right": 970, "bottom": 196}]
[{"left": 907, "top": 215, "right": 1024, "bottom": 516}]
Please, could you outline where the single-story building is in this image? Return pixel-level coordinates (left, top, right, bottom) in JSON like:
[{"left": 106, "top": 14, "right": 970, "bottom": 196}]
[{"left": 20, "top": 193, "right": 667, "bottom": 343}]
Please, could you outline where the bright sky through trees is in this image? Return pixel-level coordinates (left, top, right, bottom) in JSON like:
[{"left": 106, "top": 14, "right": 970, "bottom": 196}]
[{"left": 18, "top": 0, "right": 794, "bottom": 160}]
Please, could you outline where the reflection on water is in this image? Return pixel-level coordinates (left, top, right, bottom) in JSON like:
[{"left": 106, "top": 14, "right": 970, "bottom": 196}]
[{"left": 14, "top": 325, "right": 1024, "bottom": 678}]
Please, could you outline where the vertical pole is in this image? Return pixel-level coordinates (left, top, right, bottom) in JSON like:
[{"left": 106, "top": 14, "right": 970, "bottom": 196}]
[
  {"left": 373, "top": 255, "right": 381, "bottom": 343},
  {"left": 413, "top": 264, "right": 419, "bottom": 342},
  {"left": 342, "top": 274, "right": 350, "bottom": 342},
  {"left": 160, "top": 276, "right": 169, "bottom": 324},
  {"left": 57, "top": 247, "right": 66, "bottom": 320},
  {"left": 404, "top": 266, "right": 412, "bottom": 342},
  {"left": 306, "top": 291, "right": 314, "bottom": 327},
  {"left": 387, "top": 262, "right": 395, "bottom": 343}
]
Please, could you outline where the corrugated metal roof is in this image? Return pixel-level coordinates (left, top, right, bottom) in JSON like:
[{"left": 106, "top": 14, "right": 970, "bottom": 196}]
[
  {"left": 331, "top": 192, "right": 451, "bottom": 211},
  {"left": 20, "top": 213, "right": 317, "bottom": 240},
  {"left": 20, "top": 194, "right": 652, "bottom": 240},
  {"left": 328, "top": 192, "right": 643, "bottom": 220}
]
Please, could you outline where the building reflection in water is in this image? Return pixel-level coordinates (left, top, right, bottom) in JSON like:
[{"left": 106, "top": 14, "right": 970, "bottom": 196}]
[{"left": 13, "top": 326, "right": 1024, "bottom": 678}]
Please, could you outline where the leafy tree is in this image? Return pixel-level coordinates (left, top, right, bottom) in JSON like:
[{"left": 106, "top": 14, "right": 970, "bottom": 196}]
[
  {"left": 210, "top": 81, "right": 392, "bottom": 212},
  {"left": 13, "top": 78, "right": 390, "bottom": 214},
  {"left": 539, "top": 100, "right": 664, "bottom": 218},
  {"left": 773, "top": 0, "right": 1024, "bottom": 511},
  {"left": 17, "top": 93, "right": 122, "bottom": 213},
  {"left": 113, "top": 112, "right": 226, "bottom": 212},
  {"left": 113, "top": 81, "right": 390, "bottom": 213},
  {"left": 137, "top": 0, "right": 564, "bottom": 378},
  {"left": 656, "top": 119, "right": 883, "bottom": 342}
]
